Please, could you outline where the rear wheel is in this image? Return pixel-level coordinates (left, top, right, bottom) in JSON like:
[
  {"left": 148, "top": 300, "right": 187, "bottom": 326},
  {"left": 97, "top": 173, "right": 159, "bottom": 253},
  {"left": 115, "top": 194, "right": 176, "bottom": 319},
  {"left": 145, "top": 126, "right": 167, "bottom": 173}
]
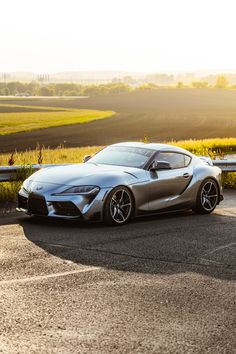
[
  {"left": 104, "top": 186, "right": 133, "bottom": 226},
  {"left": 193, "top": 178, "right": 219, "bottom": 214}
]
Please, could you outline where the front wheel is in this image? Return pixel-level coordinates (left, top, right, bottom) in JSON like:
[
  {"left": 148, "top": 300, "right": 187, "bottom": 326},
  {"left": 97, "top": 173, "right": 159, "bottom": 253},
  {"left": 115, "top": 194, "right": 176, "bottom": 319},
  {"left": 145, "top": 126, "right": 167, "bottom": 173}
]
[
  {"left": 193, "top": 178, "right": 219, "bottom": 214},
  {"left": 103, "top": 186, "right": 133, "bottom": 226}
]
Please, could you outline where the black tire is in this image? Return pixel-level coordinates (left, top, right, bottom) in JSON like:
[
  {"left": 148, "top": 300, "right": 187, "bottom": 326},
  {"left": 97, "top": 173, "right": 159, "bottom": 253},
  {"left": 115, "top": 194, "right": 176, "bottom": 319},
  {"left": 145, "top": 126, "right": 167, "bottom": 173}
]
[
  {"left": 103, "top": 186, "right": 134, "bottom": 226},
  {"left": 193, "top": 178, "right": 219, "bottom": 214}
]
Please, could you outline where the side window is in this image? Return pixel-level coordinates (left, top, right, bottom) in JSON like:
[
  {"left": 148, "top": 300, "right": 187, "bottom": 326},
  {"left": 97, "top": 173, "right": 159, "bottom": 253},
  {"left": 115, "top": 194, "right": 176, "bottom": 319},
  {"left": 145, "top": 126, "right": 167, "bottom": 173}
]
[
  {"left": 184, "top": 155, "right": 191, "bottom": 167},
  {"left": 157, "top": 152, "right": 185, "bottom": 169}
]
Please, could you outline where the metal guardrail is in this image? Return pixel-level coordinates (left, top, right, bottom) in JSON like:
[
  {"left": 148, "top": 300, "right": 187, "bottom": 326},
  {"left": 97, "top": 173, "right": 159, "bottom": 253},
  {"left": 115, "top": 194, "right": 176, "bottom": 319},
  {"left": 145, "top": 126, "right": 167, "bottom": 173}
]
[
  {"left": 0, "top": 164, "right": 71, "bottom": 182},
  {"left": 212, "top": 160, "right": 236, "bottom": 172},
  {"left": 0, "top": 160, "right": 235, "bottom": 183}
]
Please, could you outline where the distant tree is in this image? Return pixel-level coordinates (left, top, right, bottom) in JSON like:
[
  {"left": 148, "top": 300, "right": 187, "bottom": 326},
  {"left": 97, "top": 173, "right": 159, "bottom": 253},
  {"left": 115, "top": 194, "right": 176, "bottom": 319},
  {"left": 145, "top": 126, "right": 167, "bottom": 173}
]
[
  {"left": 82, "top": 85, "right": 101, "bottom": 96},
  {"left": 27, "top": 81, "right": 40, "bottom": 95},
  {"left": 64, "top": 90, "right": 79, "bottom": 96},
  {"left": 7, "top": 81, "right": 25, "bottom": 95},
  {"left": 176, "top": 81, "right": 184, "bottom": 89},
  {"left": 39, "top": 86, "right": 54, "bottom": 96},
  {"left": 215, "top": 75, "right": 229, "bottom": 88},
  {"left": 138, "top": 83, "right": 158, "bottom": 90},
  {"left": 1, "top": 87, "right": 10, "bottom": 95},
  {"left": 53, "top": 83, "right": 82, "bottom": 96},
  {"left": 108, "top": 83, "right": 131, "bottom": 94},
  {"left": 191, "top": 81, "right": 209, "bottom": 88},
  {"left": 82, "top": 83, "right": 131, "bottom": 96}
]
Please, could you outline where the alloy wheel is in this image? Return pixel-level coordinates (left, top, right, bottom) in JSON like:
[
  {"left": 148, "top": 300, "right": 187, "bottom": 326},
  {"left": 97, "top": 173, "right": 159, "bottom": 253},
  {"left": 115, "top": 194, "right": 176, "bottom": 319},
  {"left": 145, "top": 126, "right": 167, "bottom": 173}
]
[
  {"left": 110, "top": 188, "right": 132, "bottom": 224},
  {"left": 200, "top": 181, "right": 218, "bottom": 212}
]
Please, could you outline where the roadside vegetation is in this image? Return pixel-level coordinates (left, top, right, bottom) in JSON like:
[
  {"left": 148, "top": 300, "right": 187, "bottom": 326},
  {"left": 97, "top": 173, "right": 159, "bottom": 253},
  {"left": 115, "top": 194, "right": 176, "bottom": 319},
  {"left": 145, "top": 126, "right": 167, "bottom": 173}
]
[
  {"left": 0, "top": 104, "right": 114, "bottom": 134},
  {"left": 0, "top": 74, "right": 235, "bottom": 97},
  {"left": 0, "top": 138, "right": 235, "bottom": 204},
  {"left": 0, "top": 138, "right": 235, "bottom": 165},
  {"left": 169, "top": 138, "right": 236, "bottom": 159}
]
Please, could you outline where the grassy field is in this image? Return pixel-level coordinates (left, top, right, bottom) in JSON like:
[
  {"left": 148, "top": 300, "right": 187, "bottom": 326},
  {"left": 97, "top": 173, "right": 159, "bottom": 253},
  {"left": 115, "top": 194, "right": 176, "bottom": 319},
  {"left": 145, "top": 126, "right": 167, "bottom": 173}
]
[
  {"left": 0, "top": 138, "right": 236, "bottom": 165},
  {"left": 0, "top": 89, "right": 236, "bottom": 152},
  {"left": 0, "top": 103, "right": 114, "bottom": 135},
  {"left": 0, "top": 138, "right": 235, "bottom": 204}
]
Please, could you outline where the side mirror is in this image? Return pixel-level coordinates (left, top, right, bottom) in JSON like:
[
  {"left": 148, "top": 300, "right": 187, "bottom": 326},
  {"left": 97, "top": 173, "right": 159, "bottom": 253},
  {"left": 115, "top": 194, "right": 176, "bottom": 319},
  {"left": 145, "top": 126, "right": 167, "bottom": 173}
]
[
  {"left": 150, "top": 160, "right": 171, "bottom": 171},
  {"left": 83, "top": 155, "right": 91, "bottom": 163}
]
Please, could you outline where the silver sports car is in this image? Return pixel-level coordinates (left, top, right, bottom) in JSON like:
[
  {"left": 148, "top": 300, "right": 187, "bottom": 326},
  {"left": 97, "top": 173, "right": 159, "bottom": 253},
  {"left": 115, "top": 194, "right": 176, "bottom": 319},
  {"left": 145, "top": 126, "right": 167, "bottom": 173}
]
[{"left": 17, "top": 142, "right": 223, "bottom": 225}]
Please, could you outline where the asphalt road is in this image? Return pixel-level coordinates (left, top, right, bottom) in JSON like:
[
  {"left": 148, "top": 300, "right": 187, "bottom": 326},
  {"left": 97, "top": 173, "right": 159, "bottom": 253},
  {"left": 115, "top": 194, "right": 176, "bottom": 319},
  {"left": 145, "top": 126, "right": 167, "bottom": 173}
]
[{"left": 0, "top": 191, "right": 235, "bottom": 354}]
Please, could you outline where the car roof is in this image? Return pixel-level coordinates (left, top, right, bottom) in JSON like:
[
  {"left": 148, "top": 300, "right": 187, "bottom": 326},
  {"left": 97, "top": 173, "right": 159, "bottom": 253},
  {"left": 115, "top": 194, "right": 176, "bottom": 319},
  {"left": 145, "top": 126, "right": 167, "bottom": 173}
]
[{"left": 112, "top": 142, "right": 193, "bottom": 156}]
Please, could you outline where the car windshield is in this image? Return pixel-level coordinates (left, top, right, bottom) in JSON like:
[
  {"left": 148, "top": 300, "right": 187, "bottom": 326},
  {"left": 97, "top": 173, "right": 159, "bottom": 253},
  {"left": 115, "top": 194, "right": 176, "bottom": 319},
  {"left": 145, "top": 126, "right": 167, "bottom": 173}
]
[{"left": 87, "top": 146, "right": 154, "bottom": 168}]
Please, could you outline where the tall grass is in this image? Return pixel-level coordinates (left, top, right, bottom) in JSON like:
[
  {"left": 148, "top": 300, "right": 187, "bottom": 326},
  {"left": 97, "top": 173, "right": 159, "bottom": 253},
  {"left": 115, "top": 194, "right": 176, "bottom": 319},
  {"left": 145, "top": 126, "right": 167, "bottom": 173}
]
[
  {"left": 0, "top": 145, "right": 102, "bottom": 166},
  {"left": 0, "top": 138, "right": 235, "bottom": 166},
  {"left": 0, "top": 165, "right": 33, "bottom": 203},
  {"left": 0, "top": 138, "right": 235, "bottom": 203},
  {"left": 169, "top": 138, "right": 236, "bottom": 158}
]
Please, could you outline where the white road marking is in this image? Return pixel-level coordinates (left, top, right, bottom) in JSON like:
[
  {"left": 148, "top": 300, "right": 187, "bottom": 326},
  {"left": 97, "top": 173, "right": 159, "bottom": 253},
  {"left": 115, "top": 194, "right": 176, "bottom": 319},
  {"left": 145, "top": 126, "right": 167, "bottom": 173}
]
[{"left": 0, "top": 266, "right": 100, "bottom": 286}]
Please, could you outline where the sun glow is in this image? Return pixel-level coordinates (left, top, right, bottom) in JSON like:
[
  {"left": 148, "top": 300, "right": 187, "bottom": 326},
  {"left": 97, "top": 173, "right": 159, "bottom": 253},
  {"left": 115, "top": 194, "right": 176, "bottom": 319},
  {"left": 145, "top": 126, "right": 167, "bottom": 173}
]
[{"left": 1, "top": 0, "right": 236, "bottom": 73}]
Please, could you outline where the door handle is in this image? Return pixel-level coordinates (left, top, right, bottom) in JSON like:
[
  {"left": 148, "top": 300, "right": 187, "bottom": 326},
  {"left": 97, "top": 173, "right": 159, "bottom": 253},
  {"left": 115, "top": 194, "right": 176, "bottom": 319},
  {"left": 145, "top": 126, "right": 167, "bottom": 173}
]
[{"left": 183, "top": 173, "right": 191, "bottom": 178}]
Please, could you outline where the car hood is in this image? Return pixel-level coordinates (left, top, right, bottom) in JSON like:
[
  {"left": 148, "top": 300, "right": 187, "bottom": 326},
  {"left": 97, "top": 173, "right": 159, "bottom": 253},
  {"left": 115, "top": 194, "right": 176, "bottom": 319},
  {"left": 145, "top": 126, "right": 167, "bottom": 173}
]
[{"left": 30, "top": 163, "right": 148, "bottom": 187}]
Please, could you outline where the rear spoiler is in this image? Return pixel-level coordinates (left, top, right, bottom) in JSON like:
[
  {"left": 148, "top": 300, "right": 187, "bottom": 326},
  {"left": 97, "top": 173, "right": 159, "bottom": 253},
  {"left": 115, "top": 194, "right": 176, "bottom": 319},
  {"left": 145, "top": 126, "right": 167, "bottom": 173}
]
[{"left": 199, "top": 156, "right": 213, "bottom": 166}]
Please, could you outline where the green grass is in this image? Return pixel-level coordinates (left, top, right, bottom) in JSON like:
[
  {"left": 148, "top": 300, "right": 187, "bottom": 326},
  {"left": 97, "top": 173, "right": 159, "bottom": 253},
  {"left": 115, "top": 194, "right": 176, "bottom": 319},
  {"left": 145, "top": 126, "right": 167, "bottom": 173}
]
[
  {"left": 0, "top": 103, "right": 115, "bottom": 135},
  {"left": 0, "top": 138, "right": 235, "bottom": 203},
  {"left": 222, "top": 172, "right": 236, "bottom": 189},
  {"left": 0, "top": 182, "right": 22, "bottom": 204},
  {"left": 0, "top": 165, "right": 34, "bottom": 205}
]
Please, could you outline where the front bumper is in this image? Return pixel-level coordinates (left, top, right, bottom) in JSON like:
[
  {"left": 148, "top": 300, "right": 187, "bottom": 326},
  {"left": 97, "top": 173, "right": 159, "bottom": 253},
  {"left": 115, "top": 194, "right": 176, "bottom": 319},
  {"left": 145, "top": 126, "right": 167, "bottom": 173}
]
[{"left": 17, "top": 187, "right": 111, "bottom": 222}]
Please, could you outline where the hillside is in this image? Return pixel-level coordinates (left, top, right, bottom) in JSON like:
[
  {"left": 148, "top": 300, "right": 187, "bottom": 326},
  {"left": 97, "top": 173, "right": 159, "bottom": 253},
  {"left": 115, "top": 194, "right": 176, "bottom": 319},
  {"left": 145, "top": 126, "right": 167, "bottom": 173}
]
[{"left": 0, "top": 89, "right": 236, "bottom": 152}]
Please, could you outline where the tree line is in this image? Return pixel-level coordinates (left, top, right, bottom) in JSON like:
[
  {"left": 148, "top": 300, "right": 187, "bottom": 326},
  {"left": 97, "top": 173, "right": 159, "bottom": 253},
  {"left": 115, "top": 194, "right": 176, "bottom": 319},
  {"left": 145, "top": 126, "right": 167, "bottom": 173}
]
[
  {"left": 0, "top": 81, "right": 131, "bottom": 97},
  {"left": 0, "top": 75, "right": 234, "bottom": 97}
]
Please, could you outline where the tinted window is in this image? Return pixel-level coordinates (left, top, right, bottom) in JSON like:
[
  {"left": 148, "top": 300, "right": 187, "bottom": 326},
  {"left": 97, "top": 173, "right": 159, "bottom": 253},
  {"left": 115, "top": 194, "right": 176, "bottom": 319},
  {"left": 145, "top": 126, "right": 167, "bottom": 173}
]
[
  {"left": 87, "top": 146, "right": 154, "bottom": 168},
  {"left": 157, "top": 152, "right": 185, "bottom": 169}
]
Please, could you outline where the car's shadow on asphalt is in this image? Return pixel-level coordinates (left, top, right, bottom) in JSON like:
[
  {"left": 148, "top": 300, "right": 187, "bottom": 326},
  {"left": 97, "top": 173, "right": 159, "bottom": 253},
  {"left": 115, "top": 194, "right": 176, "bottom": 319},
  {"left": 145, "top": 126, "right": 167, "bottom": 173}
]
[{"left": 17, "top": 209, "right": 236, "bottom": 281}]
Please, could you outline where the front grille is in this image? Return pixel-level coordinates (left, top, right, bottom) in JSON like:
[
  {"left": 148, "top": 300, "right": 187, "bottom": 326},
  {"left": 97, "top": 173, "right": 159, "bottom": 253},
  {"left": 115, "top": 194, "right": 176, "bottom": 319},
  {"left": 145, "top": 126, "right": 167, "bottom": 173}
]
[
  {"left": 28, "top": 193, "right": 48, "bottom": 215},
  {"left": 18, "top": 194, "right": 28, "bottom": 209},
  {"left": 52, "top": 201, "right": 80, "bottom": 217}
]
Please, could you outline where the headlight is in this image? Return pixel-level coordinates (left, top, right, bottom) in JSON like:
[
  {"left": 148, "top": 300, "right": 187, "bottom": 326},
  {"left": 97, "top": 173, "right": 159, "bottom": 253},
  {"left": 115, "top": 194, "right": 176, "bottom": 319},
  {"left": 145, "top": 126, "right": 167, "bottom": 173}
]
[
  {"left": 54, "top": 185, "right": 100, "bottom": 195},
  {"left": 22, "top": 178, "right": 33, "bottom": 192}
]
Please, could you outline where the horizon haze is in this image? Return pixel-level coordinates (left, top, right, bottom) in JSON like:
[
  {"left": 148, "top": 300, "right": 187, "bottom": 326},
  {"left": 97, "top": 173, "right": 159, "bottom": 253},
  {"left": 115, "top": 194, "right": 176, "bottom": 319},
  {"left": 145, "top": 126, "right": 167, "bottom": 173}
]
[{"left": 1, "top": 0, "right": 236, "bottom": 73}]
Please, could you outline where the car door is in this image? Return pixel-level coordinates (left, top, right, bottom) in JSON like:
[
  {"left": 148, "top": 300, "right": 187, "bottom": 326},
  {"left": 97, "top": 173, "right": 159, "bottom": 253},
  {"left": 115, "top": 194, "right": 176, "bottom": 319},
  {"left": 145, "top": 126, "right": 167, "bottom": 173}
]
[{"left": 147, "top": 151, "right": 193, "bottom": 211}]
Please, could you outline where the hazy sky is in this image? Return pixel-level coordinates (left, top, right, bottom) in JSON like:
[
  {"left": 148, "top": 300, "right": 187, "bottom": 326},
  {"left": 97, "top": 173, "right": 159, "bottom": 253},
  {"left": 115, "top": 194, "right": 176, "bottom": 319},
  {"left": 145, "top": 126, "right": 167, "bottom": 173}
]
[{"left": 1, "top": 0, "right": 236, "bottom": 73}]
